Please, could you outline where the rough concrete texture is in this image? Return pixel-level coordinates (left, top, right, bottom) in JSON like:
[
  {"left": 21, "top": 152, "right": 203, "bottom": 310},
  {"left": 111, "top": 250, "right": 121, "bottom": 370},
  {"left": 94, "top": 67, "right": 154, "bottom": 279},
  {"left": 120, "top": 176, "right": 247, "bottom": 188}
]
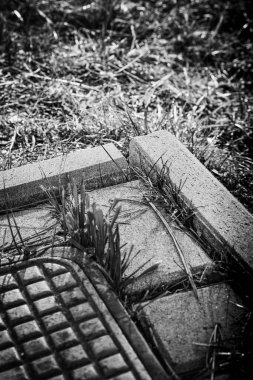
[
  {"left": 0, "top": 180, "right": 213, "bottom": 291},
  {"left": 0, "top": 143, "right": 128, "bottom": 211},
  {"left": 0, "top": 205, "right": 56, "bottom": 253},
  {"left": 129, "top": 131, "right": 253, "bottom": 272},
  {"left": 141, "top": 283, "right": 246, "bottom": 374},
  {"left": 90, "top": 180, "right": 213, "bottom": 294}
]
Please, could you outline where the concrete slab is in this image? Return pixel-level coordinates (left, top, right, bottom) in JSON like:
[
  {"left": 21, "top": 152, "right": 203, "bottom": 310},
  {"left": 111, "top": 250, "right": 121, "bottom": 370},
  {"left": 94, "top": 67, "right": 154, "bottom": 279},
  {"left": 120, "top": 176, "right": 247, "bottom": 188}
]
[
  {"left": 0, "top": 205, "right": 57, "bottom": 254},
  {"left": 0, "top": 180, "right": 214, "bottom": 291},
  {"left": 90, "top": 181, "right": 214, "bottom": 294},
  {"left": 141, "top": 283, "right": 246, "bottom": 375},
  {"left": 0, "top": 143, "right": 128, "bottom": 212},
  {"left": 129, "top": 131, "right": 253, "bottom": 273},
  {"left": 0, "top": 254, "right": 169, "bottom": 379}
]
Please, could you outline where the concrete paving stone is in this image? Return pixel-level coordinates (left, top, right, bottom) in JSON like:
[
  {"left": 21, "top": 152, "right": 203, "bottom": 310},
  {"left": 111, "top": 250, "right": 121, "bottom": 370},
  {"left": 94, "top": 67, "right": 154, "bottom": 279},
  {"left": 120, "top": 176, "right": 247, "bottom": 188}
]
[
  {"left": 79, "top": 318, "right": 106, "bottom": 339},
  {"left": 50, "top": 327, "right": 79, "bottom": 349},
  {"left": 141, "top": 282, "right": 247, "bottom": 374},
  {"left": 99, "top": 353, "right": 129, "bottom": 377},
  {"left": 89, "top": 335, "right": 119, "bottom": 359},
  {"left": 22, "top": 336, "right": 51, "bottom": 359},
  {"left": 14, "top": 320, "right": 41, "bottom": 342},
  {"left": 0, "top": 143, "right": 128, "bottom": 211},
  {"left": 0, "top": 258, "right": 169, "bottom": 380},
  {"left": 0, "top": 205, "right": 57, "bottom": 250},
  {"left": 90, "top": 180, "right": 214, "bottom": 294},
  {"left": 130, "top": 131, "right": 253, "bottom": 272},
  {"left": 0, "top": 366, "right": 29, "bottom": 380},
  {"left": 60, "top": 287, "right": 87, "bottom": 306}
]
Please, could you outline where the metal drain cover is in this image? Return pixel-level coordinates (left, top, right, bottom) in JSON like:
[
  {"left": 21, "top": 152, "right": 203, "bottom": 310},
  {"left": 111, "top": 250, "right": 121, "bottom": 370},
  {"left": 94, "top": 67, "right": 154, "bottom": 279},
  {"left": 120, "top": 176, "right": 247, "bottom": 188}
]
[{"left": 0, "top": 255, "right": 168, "bottom": 380}]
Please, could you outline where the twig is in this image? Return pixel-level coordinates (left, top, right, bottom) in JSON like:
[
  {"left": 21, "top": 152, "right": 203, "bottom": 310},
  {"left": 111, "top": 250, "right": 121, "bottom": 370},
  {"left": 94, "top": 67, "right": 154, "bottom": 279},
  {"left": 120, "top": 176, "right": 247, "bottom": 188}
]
[
  {"left": 146, "top": 198, "right": 199, "bottom": 301},
  {"left": 115, "top": 48, "right": 149, "bottom": 74},
  {"left": 207, "top": 323, "right": 222, "bottom": 380},
  {"left": 23, "top": 72, "right": 99, "bottom": 91},
  {"left": 9, "top": 125, "right": 18, "bottom": 154}
]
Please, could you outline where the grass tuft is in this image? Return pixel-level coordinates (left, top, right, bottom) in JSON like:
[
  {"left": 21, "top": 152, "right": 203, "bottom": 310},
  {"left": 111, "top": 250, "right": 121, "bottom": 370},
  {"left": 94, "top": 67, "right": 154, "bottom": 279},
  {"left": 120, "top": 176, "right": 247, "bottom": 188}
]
[{"left": 42, "top": 175, "right": 160, "bottom": 296}]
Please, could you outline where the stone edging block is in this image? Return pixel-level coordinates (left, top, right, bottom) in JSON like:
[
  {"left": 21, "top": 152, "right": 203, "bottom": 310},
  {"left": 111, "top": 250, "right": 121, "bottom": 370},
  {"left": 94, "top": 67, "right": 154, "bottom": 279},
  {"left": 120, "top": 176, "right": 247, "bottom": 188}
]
[
  {"left": 140, "top": 282, "right": 246, "bottom": 374},
  {"left": 0, "top": 143, "right": 128, "bottom": 212},
  {"left": 129, "top": 131, "right": 253, "bottom": 272}
]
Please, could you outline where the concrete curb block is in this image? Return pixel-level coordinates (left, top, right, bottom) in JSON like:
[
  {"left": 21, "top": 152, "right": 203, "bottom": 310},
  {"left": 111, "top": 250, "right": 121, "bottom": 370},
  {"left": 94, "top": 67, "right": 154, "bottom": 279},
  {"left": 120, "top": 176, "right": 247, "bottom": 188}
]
[
  {"left": 0, "top": 143, "right": 128, "bottom": 212},
  {"left": 129, "top": 131, "right": 253, "bottom": 272}
]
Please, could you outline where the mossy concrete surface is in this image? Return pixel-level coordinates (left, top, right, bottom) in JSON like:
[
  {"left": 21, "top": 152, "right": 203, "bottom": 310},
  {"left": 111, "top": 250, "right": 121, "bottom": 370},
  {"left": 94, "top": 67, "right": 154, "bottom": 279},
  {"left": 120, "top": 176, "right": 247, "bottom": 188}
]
[{"left": 91, "top": 180, "right": 214, "bottom": 294}]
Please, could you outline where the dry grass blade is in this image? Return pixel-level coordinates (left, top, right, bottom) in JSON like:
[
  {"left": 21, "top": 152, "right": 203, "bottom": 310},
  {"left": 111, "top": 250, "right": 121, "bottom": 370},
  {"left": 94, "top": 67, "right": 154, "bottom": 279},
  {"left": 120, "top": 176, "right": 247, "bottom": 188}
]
[
  {"left": 5, "top": 207, "right": 21, "bottom": 255},
  {"left": 146, "top": 198, "right": 199, "bottom": 301},
  {"left": 3, "top": 182, "right": 24, "bottom": 255},
  {"left": 123, "top": 258, "right": 161, "bottom": 288},
  {"left": 100, "top": 144, "right": 129, "bottom": 181},
  {"left": 23, "top": 73, "right": 98, "bottom": 91},
  {"left": 206, "top": 323, "right": 223, "bottom": 380},
  {"left": 2, "top": 182, "right": 60, "bottom": 258}
]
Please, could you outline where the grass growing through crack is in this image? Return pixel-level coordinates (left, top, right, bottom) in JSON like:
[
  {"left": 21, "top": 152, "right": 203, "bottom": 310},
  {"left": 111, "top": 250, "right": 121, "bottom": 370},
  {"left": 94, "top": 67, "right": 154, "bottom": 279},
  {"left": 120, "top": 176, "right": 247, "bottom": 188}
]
[
  {"left": 133, "top": 159, "right": 221, "bottom": 259},
  {"left": 132, "top": 162, "right": 207, "bottom": 300},
  {"left": 1, "top": 174, "right": 160, "bottom": 296},
  {"left": 132, "top": 160, "right": 253, "bottom": 379},
  {"left": 42, "top": 176, "right": 160, "bottom": 296}
]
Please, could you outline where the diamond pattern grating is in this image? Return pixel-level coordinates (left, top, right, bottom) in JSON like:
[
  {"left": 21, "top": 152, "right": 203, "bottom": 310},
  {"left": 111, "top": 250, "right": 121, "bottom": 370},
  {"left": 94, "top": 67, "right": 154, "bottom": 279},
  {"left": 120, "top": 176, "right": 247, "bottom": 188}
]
[{"left": 0, "top": 259, "right": 143, "bottom": 380}]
